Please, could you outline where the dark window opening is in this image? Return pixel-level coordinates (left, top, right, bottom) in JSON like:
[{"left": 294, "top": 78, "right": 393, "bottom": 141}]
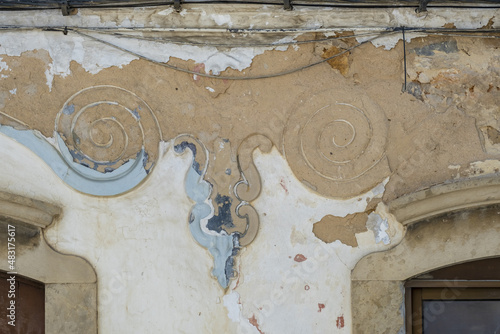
[
  {"left": 406, "top": 257, "right": 500, "bottom": 334},
  {"left": 0, "top": 271, "right": 45, "bottom": 334}
]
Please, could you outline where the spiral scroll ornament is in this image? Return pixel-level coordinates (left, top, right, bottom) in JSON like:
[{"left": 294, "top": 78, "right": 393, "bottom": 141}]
[
  {"left": 284, "top": 93, "right": 389, "bottom": 198},
  {"left": 55, "top": 86, "right": 161, "bottom": 177}
]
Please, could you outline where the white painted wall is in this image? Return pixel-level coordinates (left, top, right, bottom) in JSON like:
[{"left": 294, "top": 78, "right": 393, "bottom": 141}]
[{"left": 0, "top": 132, "right": 404, "bottom": 333}]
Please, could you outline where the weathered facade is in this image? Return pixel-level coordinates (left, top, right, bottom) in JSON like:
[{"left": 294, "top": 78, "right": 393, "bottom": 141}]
[{"left": 0, "top": 3, "right": 499, "bottom": 333}]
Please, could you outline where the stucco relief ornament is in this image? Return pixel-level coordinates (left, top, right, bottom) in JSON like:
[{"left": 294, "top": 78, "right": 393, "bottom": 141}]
[
  {"left": 283, "top": 90, "right": 390, "bottom": 198},
  {"left": 234, "top": 134, "right": 273, "bottom": 246},
  {"left": 54, "top": 85, "right": 162, "bottom": 195},
  {"left": 174, "top": 134, "right": 272, "bottom": 288},
  {"left": 0, "top": 84, "right": 271, "bottom": 289},
  {"left": 0, "top": 85, "right": 162, "bottom": 196}
]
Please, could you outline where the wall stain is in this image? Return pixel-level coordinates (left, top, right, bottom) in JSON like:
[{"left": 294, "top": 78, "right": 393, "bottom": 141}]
[
  {"left": 294, "top": 254, "right": 307, "bottom": 262},
  {"left": 485, "top": 126, "right": 500, "bottom": 145},
  {"left": 321, "top": 46, "right": 350, "bottom": 76},
  {"left": 336, "top": 315, "right": 345, "bottom": 329},
  {"left": 411, "top": 40, "right": 458, "bottom": 56},
  {"left": 248, "top": 314, "right": 265, "bottom": 334}
]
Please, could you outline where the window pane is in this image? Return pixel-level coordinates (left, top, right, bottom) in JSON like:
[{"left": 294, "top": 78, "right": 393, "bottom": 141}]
[{"left": 423, "top": 300, "right": 500, "bottom": 334}]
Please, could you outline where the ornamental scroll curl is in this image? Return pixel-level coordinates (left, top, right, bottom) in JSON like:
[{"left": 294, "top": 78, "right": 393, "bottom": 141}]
[
  {"left": 234, "top": 134, "right": 273, "bottom": 246},
  {"left": 0, "top": 86, "right": 162, "bottom": 196},
  {"left": 55, "top": 85, "right": 162, "bottom": 177},
  {"left": 283, "top": 91, "right": 390, "bottom": 198}
]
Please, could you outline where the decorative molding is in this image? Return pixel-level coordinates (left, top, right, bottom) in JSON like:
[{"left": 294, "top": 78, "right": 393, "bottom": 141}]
[
  {"left": 352, "top": 201, "right": 500, "bottom": 334},
  {"left": 283, "top": 91, "right": 390, "bottom": 198},
  {"left": 0, "top": 191, "right": 97, "bottom": 332},
  {"left": 388, "top": 175, "right": 500, "bottom": 226},
  {"left": 234, "top": 134, "right": 272, "bottom": 246},
  {"left": 0, "top": 191, "right": 95, "bottom": 283},
  {"left": 0, "top": 191, "right": 61, "bottom": 229},
  {"left": 1, "top": 85, "right": 274, "bottom": 289},
  {"left": 175, "top": 134, "right": 271, "bottom": 288},
  {"left": 174, "top": 134, "right": 236, "bottom": 288}
]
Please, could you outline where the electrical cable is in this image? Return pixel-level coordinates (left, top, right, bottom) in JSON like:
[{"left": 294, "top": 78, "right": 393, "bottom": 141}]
[
  {"left": 1, "top": 0, "right": 500, "bottom": 11},
  {"left": 73, "top": 28, "right": 398, "bottom": 80},
  {"left": 0, "top": 24, "right": 498, "bottom": 80},
  {"left": 88, "top": 29, "right": 384, "bottom": 47},
  {"left": 421, "top": 31, "right": 500, "bottom": 39},
  {"left": 402, "top": 26, "right": 407, "bottom": 92},
  {"left": 1, "top": 25, "right": 499, "bottom": 35},
  {"left": 394, "top": 27, "right": 500, "bottom": 38}
]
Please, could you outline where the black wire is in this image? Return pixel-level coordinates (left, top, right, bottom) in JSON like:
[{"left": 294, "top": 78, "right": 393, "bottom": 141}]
[
  {"left": 1, "top": 25, "right": 498, "bottom": 34},
  {"left": 89, "top": 29, "right": 384, "bottom": 47},
  {"left": 0, "top": 24, "right": 498, "bottom": 81},
  {"left": 73, "top": 28, "right": 398, "bottom": 80},
  {"left": 402, "top": 26, "right": 407, "bottom": 92},
  {"left": 1, "top": 0, "right": 500, "bottom": 10}
]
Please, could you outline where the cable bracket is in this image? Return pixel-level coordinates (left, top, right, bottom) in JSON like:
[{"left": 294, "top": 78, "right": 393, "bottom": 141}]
[
  {"left": 416, "top": 0, "right": 430, "bottom": 13},
  {"left": 174, "top": 0, "right": 181, "bottom": 12},
  {"left": 284, "top": 0, "right": 292, "bottom": 11}
]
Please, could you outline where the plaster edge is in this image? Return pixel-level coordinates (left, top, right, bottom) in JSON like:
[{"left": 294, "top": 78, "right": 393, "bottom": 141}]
[
  {"left": 1, "top": 6, "right": 498, "bottom": 30},
  {"left": 0, "top": 191, "right": 61, "bottom": 229},
  {"left": 0, "top": 126, "right": 150, "bottom": 196}
]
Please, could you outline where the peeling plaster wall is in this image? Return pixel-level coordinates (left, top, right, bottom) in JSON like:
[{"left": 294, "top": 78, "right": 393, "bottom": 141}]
[
  {"left": 0, "top": 5, "right": 499, "bottom": 333},
  {"left": 0, "top": 134, "right": 234, "bottom": 333}
]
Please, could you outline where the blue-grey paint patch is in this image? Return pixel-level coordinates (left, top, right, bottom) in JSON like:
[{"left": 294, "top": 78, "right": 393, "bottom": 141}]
[
  {"left": 412, "top": 40, "right": 458, "bottom": 56},
  {"left": 68, "top": 147, "right": 87, "bottom": 163},
  {"left": 179, "top": 141, "right": 237, "bottom": 288},
  {"left": 185, "top": 164, "right": 235, "bottom": 288},
  {"left": 225, "top": 236, "right": 239, "bottom": 281},
  {"left": 406, "top": 81, "right": 424, "bottom": 101},
  {"left": 62, "top": 104, "right": 75, "bottom": 115},
  {"left": 131, "top": 108, "right": 141, "bottom": 121},
  {"left": 0, "top": 125, "right": 150, "bottom": 196},
  {"left": 73, "top": 133, "right": 81, "bottom": 146},
  {"left": 366, "top": 212, "right": 390, "bottom": 245},
  {"left": 66, "top": 141, "right": 146, "bottom": 173},
  {"left": 225, "top": 168, "right": 231, "bottom": 175},
  {"left": 174, "top": 141, "right": 201, "bottom": 175},
  {"left": 142, "top": 150, "right": 153, "bottom": 174},
  {"left": 207, "top": 194, "right": 235, "bottom": 233}
]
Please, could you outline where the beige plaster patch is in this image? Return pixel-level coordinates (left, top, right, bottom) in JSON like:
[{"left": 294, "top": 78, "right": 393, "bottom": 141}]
[
  {"left": 480, "top": 126, "right": 500, "bottom": 155},
  {"left": 321, "top": 46, "right": 350, "bottom": 76},
  {"left": 461, "top": 160, "right": 500, "bottom": 177},
  {"left": 317, "top": 32, "right": 357, "bottom": 77},
  {"left": 312, "top": 213, "right": 368, "bottom": 247},
  {"left": 312, "top": 198, "right": 381, "bottom": 246}
]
